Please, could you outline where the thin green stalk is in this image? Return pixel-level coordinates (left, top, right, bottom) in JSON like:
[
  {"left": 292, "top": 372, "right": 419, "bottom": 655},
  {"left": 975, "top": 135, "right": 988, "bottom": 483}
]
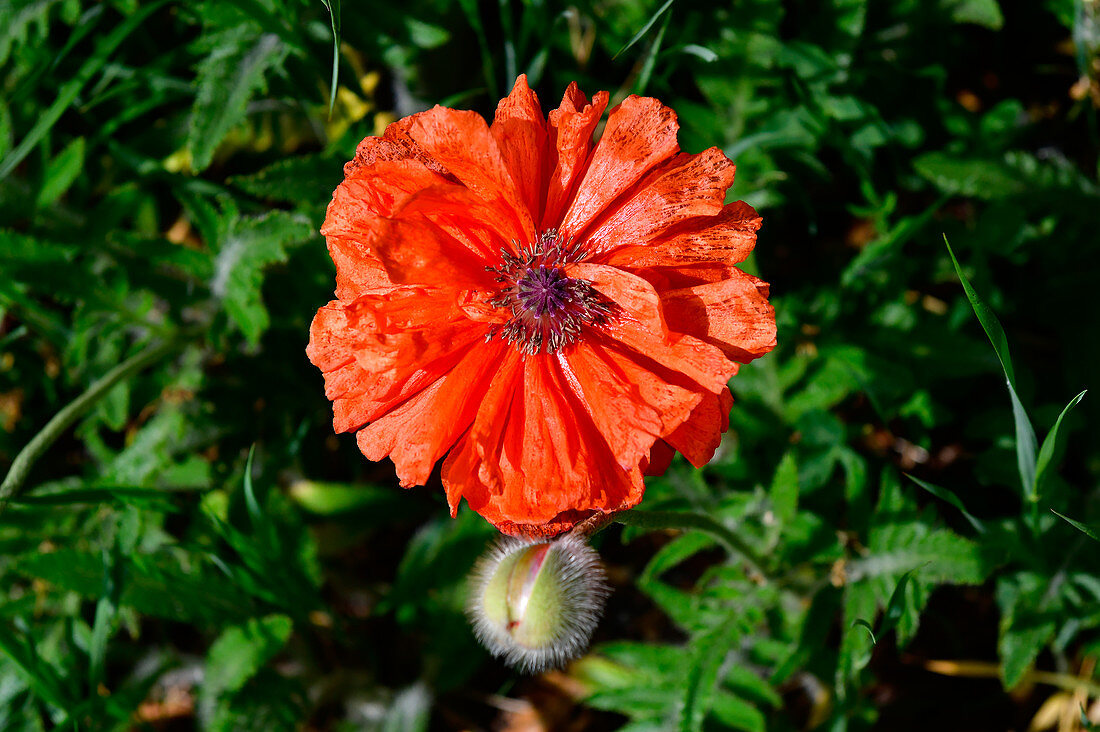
[
  {"left": 0, "top": 338, "right": 180, "bottom": 513},
  {"left": 611, "top": 509, "right": 769, "bottom": 579}
]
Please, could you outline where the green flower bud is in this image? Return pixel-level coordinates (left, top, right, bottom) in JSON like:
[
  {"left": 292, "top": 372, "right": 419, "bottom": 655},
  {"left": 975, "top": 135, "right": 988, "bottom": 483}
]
[{"left": 467, "top": 534, "right": 609, "bottom": 673}]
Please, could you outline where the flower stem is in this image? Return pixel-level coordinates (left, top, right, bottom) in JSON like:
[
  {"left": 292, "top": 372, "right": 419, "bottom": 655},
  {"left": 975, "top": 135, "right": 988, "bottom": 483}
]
[
  {"left": 0, "top": 337, "right": 181, "bottom": 514},
  {"left": 580, "top": 509, "right": 769, "bottom": 579}
]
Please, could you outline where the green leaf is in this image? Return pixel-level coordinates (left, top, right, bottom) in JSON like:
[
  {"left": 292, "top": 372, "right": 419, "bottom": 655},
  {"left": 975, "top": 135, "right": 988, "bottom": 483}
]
[
  {"left": 0, "top": 0, "right": 168, "bottom": 180},
  {"left": 1052, "top": 511, "right": 1100, "bottom": 542},
  {"left": 915, "top": 154, "right": 1025, "bottom": 199},
  {"left": 319, "top": 0, "right": 341, "bottom": 115},
  {"left": 36, "top": 136, "right": 84, "bottom": 207},
  {"left": 769, "top": 451, "right": 799, "bottom": 528},
  {"left": 709, "top": 691, "right": 766, "bottom": 732},
  {"left": 1033, "top": 390, "right": 1087, "bottom": 497},
  {"left": 212, "top": 211, "right": 314, "bottom": 345},
  {"left": 878, "top": 569, "right": 917, "bottom": 639},
  {"left": 0, "top": 622, "right": 69, "bottom": 709},
  {"left": 229, "top": 153, "right": 342, "bottom": 205},
  {"left": 187, "top": 30, "right": 289, "bottom": 171},
  {"left": 944, "top": 236, "right": 1037, "bottom": 499},
  {"left": 679, "top": 623, "right": 739, "bottom": 732},
  {"left": 1000, "top": 618, "right": 1056, "bottom": 688},
  {"left": 16, "top": 548, "right": 255, "bottom": 624},
  {"left": 906, "top": 475, "right": 985, "bottom": 533},
  {"left": 615, "top": 0, "right": 676, "bottom": 59},
  {"left": 88, "top": 545, "right": 121, "bottom": 688},
  {"left": 947, "top": 0, "right": 1004, "bottom": 29},
  {"left": 850, "top": 522, "right": 984, "bottom": 584},
  {"left": 204, "top": 615, "right": 293, "bottom": 699}
]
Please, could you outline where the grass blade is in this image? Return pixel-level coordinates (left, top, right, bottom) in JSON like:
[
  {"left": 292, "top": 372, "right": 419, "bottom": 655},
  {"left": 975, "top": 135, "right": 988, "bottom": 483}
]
[
  {"left": 614, "top": 0, "right": 676, "bottom": 59},
  {"left": 944, "top": 235, "right": 1037, "bottom": 498},
  {"left": 906, "top": 474, "right": 985, "bottom": 534},
  {"left": 1052, "top": 510, "right": 1100, "bottom": 542},
  {"left": 320, "top": 0, "right": 342, "bottom": 116},
  {"left": 1034, "top": 390, "right": 1087, "bottom": 496},
  {"left": 0, "top": 0, "right": 168, "bottom": 181}
]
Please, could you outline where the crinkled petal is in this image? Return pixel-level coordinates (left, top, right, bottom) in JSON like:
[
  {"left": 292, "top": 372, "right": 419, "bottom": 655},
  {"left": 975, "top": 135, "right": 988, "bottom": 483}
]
[
  {"left": 372, "top": 184, "right": 515, "bottom": 289},
  {"left": 322, "top": 160, "right": 451, "bottom": 299},
  {"left": 602, "top": 201, "right": 761, "bottom": 270},
  {"left": 490, "top": 74, "right": 548, "bottom": 225},
  {"left": 443, "top": 355, "right": 645, "bottom": 531},
  {"left": 559, "top": 95, "right": 679, "bottom": 238},
  {"left": 560, "top": 335, "right": 704, "bottom": 470},
  {"left": 660, "top": 269, "right": 777, "bottom": 363},
  {"left": 404, "top": 105, "right": 536, "bottom": 242},
  {"left": 541, "top": 84, "right": 609, "bottom": 230},
  {"left": 569, "top": 263, "right": 738, "bottom": 393},
  {"left": 585, "top": 147, "right": 735, "bottom": 254},
  {"left": 356, "top": 340, "right": 507, "bottom": 487},
  {"left": 664, "top": 388, "right": 734, "bottom": 468},
  {"left": 306, "top": 290, "right": 484, "bottom": 433}
]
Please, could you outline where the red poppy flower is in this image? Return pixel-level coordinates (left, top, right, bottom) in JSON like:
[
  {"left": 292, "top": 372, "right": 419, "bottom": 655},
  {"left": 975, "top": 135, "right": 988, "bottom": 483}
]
[{"left": 307, "top": 75, "right": 776, "bottom": 537}]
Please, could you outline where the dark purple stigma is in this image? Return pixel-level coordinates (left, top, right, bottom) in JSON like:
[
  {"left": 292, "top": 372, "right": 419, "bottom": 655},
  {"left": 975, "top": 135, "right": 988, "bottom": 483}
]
[
  {"left": 516, "top": 265, "right": 573, "bottom": 317},
  {"left": 484, "top": 230, "right": 612, "bottom": 355}
]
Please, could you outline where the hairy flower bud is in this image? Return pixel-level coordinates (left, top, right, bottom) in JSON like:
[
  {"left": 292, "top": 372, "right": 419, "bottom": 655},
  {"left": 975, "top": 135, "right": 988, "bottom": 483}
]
[{"left": 467, "top": 534, "right": 610, "bottom": 673}]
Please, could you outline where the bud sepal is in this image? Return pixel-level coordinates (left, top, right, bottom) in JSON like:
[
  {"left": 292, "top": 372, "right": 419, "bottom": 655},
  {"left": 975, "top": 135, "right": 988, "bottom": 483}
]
[{"left": 466, "top": 534, "right": 609, "bottom": 673}]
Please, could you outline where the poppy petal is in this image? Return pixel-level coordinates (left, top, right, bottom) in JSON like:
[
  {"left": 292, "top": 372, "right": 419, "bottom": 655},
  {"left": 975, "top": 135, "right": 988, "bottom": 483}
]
[
  {"left": 570, "top": 263, "right": 739, "bottom": 393},
  {"left": 560, "top": 336, "right": 704, "bottom": 470},
  {"left": 404, "top": 105, "right": 536, "bottom": 242},
  {"left": 584, "top": 147, "right": 736, "bottom": 254},
  {"left": 445, "top": 356, "right": 645, "bottom": 528},
  {"left": 601, "top": 200, "right": 761, "bottom": 270},
  {"left": 356, "top": 340, "right": 507, "bottom": 487},
  {"left": 490, "top": 74, "right": 548, "bottom": 225},
  {"left": 306, "top": 291, "right": 485, "bottom": 433},
  {"left": 541, "top": 84, "right": 609, "bottom": 230},
  {"left": 664, "top": 388, "right": 734, "bottom": 468},
  {"left": 372, "top": 184, "right": 515, "bottom": 289},
  {"left": 322, "top": 160, "right": 451, "bottom": 299},
  {"left": 660, "top": 269, "right": 777, "bottom": 363},
  {"left": 559, "top": 95, "right": 679, "bottom": 238}
]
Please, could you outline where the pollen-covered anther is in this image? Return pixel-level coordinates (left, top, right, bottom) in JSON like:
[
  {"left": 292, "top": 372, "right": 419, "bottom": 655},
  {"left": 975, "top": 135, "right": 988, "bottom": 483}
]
[
  {"left": 466, "top": 534, "right": 610, "bottom": 673},
  {"left": 485, "top": 229, "right": 611, "bottom": 355}
]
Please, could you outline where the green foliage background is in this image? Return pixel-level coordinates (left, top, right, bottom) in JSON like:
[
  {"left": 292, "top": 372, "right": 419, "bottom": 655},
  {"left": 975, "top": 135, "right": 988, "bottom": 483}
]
[{"left": 1, "top": 0, "right": 1099, "bottom": 729}]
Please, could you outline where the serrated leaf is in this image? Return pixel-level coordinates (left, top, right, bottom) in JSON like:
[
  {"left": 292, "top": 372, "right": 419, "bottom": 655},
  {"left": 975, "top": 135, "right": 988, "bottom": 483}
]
[
  {"left": 1000, "top": 616, "right": 1056, "bottom": 688},
  {"left": 204, "top": 615, "right": 292, "bottom": 699},
  {"left": 211, "top": 211, "right": 314, "bottom": 344},
  {"left": 187, "top": 30, "right": 288, "bottom": 171},
  {"left": 944, "top": 237, "right": 1037, "bottom": 499},
  {"left": 229, "top": 153, "right": 342, "bottom": 205},
  {"left": 850, "top": 522, "right": 984, "bottom": 584},
  {"left": 915, "top": 154, "right": 1025, "bottom": 199},
  {"left": 680, "top": 623, "right": 739, "bottom": 732}
]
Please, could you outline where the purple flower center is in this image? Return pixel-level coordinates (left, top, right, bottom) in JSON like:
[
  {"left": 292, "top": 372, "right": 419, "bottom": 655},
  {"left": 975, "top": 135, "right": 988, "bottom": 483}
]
[
  {"left": 516, "top": 265, "right": 573, "bottom": 317},
  {"left": 485, "top": 230, "right": 611, "bottom": 355}
]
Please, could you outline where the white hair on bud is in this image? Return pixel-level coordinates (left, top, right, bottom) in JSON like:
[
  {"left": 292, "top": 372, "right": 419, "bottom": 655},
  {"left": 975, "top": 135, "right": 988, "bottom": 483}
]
[{"left": 466, "top": 533, "right": 610, "bottom": 674}]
